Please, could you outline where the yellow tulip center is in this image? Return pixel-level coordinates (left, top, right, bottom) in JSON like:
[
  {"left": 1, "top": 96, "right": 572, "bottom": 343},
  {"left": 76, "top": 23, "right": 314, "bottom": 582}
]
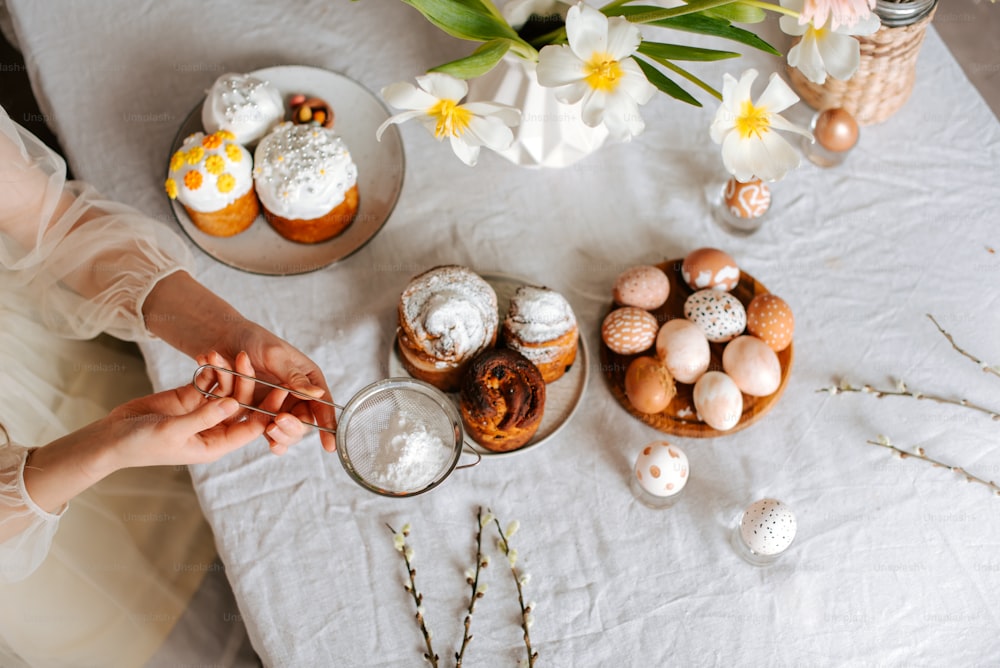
[
  {"left": 585, "top": 52, "right": 623, "bottom": 92},
  {"left": 428, "top": 99, "right": 472, "bottom": 138},
  {"left": 735, "top": 100, "right": 771, "bottom": 139}
]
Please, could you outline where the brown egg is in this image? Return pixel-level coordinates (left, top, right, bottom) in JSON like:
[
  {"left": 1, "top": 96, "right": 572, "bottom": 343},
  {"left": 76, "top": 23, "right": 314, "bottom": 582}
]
[
  {"left": 723, "top": 178, "right": 771, "bottom": 220},
  {"left": 613, "top": 265, "right": 670, "bottom": 310},
  {"left": 681, "top": 248, "right": 740, "bottom": 291},
  {"left": 625, "top": 356, "right": 676, "bottom": 414},
  {"left": 602, "top": 307, "right": 659, "bottom": 355},
  {"left": 814, "top": 108, "right": 858, "bottom": 153},
  {"left": 746, "top": 293, "right": 794, "bottom": 352}
]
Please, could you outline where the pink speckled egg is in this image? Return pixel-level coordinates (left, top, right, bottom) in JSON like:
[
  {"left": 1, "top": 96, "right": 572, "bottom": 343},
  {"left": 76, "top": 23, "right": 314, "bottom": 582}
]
[
  {"left": 746, "top": 293, "right": 794, "bottom": 352},
  {"left": 613, "top": 265, "right": 670, "bottom": 310},
  {"left": 602, "top": 307, "right": 659, "bottom": 355},
  {"left": 722, "top": 335, "right": 781, "bottom": 397},
  {"left": 681, "top": 248, "right": 740, "bottom": 291},
  {"left": 683, "top": 290, "right": 747, "bottom": 343},
  {"left": 693, "top": 371, "right": 743, "bottom": 431}
]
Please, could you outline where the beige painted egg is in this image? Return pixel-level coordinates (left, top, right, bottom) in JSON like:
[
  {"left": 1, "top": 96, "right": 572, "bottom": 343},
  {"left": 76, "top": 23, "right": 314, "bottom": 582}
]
[
  {"left": 634, "top": 441, "right": 688, "bottom": 498},
  {"left": 746, "top": 293, "right": 794, "bottom": 352},
  {"left": 683, "top": 290, "right": 747, "bottom": 343},
  {"left": 655, "top": 318, "right": 710, "bottom": 384},
  {"left": 602, "top": 307, "right": 659, "bottom": 355},
  {"left": 723, "top": 178, "right": 771, "bottom": 220},
  {"left": 693, "top": 371, "right": 743, "bottom": 431},
  {"left": 722, "top": 335, "right": 781, "bottom": 397},
  {"left": 613, "top": 265, "right": 670, "bottom": 310},
  {"left": 625, "top": 356, "right": 676, "bottom": 414},
  {"left": 681, "top": 248, "right": 740, "bottom": 291}
]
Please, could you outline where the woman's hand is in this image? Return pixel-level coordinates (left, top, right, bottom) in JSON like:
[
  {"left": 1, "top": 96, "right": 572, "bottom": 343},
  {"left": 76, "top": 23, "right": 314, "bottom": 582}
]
[
  {"left": 142, "top": 272, "right": 337, "bottom": 451},
  {"left": 23, "top": 362, "right": 273, "bottom": 514}
]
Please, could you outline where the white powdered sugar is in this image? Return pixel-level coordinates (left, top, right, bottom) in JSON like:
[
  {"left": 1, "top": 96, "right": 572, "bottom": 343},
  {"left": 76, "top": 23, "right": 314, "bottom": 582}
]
[
  {"left": 372, "top": 414, "right": 454, "bottom": 492},
  {"left": 401, "top": 266, "right": 498, "bottom": 361},
  {"left": 504, "top": 285, "right": 576, "bottom": 343}
]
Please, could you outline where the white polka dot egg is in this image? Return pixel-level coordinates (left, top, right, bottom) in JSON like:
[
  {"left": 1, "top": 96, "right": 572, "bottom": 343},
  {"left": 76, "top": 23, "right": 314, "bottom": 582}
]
[
  {"left": 634, "top": 441, "right": 688, "bottom": 497},
  {"left": 739, "top": 498, "right": 796, "bottom": 556}
]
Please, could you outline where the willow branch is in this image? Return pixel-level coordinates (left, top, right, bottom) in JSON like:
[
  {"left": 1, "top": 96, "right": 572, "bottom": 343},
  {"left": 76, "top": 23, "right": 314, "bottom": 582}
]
[
  {"left": 387, "top": 523, "right": 438, "bottom": 667},
  {"left": 927, "top": 314, "right": 1000, "bottom": 380},
  {"left": 817, "top": 383, "right": 1000, "bottom": 422},
  {"left": 867, "top": 437, "right": 1000, "bottom": 497}
]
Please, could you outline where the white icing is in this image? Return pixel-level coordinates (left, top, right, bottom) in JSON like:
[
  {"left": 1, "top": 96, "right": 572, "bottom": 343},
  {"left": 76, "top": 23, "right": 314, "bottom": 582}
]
[
  {"left": 201, "top": 73, "right": 284, "bottom": 145},
  {"left": 402, "top": 267, "right": 498, "bottom": 362},
  {"left": 505, "top": 285, "right": 576, "bottom": 344},
  {"left": 167, "top": 132, "right": 253, "bottom": 213},
  {"left": 253, "top": 122, "right": 358, "bottom": 220}
]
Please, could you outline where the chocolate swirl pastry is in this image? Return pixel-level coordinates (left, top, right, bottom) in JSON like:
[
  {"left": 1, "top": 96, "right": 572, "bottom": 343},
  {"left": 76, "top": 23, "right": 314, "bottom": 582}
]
[{"left": 459, "top": 348, "right": 546, "bottom": 452}]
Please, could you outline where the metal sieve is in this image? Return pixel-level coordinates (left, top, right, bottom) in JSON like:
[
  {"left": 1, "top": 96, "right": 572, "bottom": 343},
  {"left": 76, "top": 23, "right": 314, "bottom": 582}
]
[{"left": 192, "top": 365, "right": 479, "bottom": 497}]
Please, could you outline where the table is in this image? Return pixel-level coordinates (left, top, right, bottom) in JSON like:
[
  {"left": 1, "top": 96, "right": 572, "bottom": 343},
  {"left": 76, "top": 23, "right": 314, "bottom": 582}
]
[{"left": 8, "top": 1, "right": 1000, "bottom": 664}]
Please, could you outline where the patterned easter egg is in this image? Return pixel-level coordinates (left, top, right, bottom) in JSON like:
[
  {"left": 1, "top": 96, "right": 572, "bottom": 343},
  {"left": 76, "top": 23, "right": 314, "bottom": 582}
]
[
  {"left": 739, "top": 498, "right": 796, "bottom": 556},
  {"left": 724, "top": 178, "right": 771, "bottom": 219},
  {"left": 613, "top": 265, "right": 670, "bottom": 310},
  {"left": 634, "top": 441, "right": 689, "bottom": 497},
  {"left": 746, "top": 293, "right": 794, "bottom": 352},
  {"left": 681, "top": 248, "right": 740, "bottom": 292},
  {"left": 602, "top": 307, "right": 659, "bottom": 355},
  {"left": 683, "top": 290, "right": 747, "bottom": 343}
]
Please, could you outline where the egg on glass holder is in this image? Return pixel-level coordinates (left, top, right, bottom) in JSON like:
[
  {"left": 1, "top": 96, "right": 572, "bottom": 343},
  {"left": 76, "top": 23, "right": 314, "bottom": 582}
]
[
  {"left": 630, "top": 441, "right": 689, "bottom": 509},
  {"left": 732, "top": 498, "right": 797, "bottom": 566},
  {"left": 804, "top": 107, "right": 859, "bottom": 168}
]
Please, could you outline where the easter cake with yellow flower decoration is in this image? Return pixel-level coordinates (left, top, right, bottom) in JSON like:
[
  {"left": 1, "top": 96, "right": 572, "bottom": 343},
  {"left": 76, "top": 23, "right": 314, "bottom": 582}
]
[
  {"left": 252, "top": 121, "right": 359, "bottom": 244},
  {"left": 165, "top": 130, "right": 258, "bottom": 237}
]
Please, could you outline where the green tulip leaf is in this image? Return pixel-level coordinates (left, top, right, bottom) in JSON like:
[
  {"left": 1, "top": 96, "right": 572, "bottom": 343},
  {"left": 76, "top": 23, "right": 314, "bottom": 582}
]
[
  {"left": 616, "top": 6, "right": 781, "bottom": 55},
  {"left": 400, "top": 0, "right": 520, "bottom": 42},
  {"left": 635, "top": 57, "right": 701, "bottom": 106},
  {"left": 638, "top": 41, "right": 740, "bottom": 62},
  {"left": 428, "top": 39, "right": 512, "bottom": 78}
]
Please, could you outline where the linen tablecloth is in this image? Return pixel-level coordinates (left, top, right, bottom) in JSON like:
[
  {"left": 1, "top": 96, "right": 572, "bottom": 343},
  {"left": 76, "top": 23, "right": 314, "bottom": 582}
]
[{"left": 7, "top": 1, "right": 1000, "bottom": 665}]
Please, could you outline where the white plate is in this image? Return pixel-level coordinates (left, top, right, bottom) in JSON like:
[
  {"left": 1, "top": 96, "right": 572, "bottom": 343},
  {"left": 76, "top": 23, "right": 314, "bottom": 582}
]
[
  {"left": 388, "top": 273, "right": 589, "bottom": 457},
  {"left": 167, "top": 65, "right": 404, "bottom": 275}
]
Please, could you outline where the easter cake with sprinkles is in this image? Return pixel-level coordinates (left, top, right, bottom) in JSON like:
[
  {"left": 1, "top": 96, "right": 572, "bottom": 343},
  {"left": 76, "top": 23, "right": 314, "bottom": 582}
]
[{"left": 252, "top": 121, "right": 359, "bottom": 244}]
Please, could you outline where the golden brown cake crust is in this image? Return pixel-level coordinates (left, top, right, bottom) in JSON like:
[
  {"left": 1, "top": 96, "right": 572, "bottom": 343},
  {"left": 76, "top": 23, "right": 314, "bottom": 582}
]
[
  {"left": 396, "top": 330, "right": 467, "bottom": 393},
  {"left": 185, "top": 188, "right": 259, "bottom": 237},
  {"left": 459, "top": 348, "right": 545, "bottom": 452},
  {"left": 503, "top": 324, "right": 578, "bottom": 384},
  {"left": 261, "top": 184, "right": 359, "bottom": 244}
]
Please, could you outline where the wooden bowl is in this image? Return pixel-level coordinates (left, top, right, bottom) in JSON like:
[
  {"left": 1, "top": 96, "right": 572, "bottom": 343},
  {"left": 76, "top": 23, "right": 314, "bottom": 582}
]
[{"left": 599, "top": 259, "right": 793, "bottom": 438}]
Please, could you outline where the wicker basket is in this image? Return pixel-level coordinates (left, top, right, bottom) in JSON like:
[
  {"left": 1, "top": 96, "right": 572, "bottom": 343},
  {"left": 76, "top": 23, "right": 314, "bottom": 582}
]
[{"left": 787, "top": 2, "right": 938, "bottom": 126}]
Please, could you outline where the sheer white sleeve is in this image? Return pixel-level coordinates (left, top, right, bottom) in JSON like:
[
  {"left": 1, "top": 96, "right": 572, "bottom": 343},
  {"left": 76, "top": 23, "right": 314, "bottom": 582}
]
[
  {"left": 0, "top": 442, "right": 64, "bottom": 583},
  {"left": 0, "top": 104, "right": 194, "bottom": 341}
]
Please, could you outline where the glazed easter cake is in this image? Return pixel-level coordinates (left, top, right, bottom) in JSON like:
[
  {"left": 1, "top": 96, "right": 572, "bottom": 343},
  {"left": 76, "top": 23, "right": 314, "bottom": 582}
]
[
  {"left": 253, "top": 121, "right": 360, "bottom": 244},
  {"left": 165, "top": 130, "right": 258, "bottom": 237}
]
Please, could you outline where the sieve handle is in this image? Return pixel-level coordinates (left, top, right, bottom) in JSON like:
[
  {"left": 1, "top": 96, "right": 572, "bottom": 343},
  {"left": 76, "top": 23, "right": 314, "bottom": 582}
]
[
  {"left": 192, "top": 363, "right": 342, "bottom": 436},
  {"left": 455, "top": 445, "right": 482, "bottom": 470}
]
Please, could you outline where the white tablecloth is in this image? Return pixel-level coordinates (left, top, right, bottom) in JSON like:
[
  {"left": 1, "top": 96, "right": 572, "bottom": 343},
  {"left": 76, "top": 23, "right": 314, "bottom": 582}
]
[{"left": 8, "top": 1, "right": 1000, "bottom": 665}]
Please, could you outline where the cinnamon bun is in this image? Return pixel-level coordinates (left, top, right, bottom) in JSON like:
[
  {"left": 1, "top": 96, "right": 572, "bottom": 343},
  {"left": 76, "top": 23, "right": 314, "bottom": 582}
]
[
  {"left": 397, "top": 265, "right": 498, "bottom": 392},
  {"left": 501, "top": 285, "right": 578, "bottom": 383},
  {"left": 459, "top": 348, "right": 546, "bottom": 452}
]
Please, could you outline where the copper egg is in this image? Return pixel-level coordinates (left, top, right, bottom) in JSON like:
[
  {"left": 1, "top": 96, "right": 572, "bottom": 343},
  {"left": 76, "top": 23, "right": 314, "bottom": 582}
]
[{"left": 814, "top": 108, "right": 859, "bottom": 153}]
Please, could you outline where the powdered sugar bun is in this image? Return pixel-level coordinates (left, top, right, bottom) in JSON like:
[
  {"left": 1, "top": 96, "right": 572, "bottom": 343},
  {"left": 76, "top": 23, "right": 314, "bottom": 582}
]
[
  {"left": 398, "top": 266, "right": 499, "bottom": 392},
  {"left": 502, "top": 285, "right": 578, "bottom": 383}
]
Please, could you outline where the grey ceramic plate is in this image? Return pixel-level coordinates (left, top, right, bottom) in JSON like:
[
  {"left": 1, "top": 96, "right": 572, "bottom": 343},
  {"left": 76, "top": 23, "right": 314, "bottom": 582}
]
[
  {"left": 389, "top": 273, "right": 588, "bottom": 457},
  {"left": 168, "top": 65, "right": 404, "bottom": 275}
]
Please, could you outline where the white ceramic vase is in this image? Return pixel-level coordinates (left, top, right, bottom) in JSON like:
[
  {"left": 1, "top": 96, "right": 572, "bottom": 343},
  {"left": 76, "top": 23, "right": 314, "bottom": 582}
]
[{"left": 466, "top": 55, "right": 608, "bottom": 168}]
